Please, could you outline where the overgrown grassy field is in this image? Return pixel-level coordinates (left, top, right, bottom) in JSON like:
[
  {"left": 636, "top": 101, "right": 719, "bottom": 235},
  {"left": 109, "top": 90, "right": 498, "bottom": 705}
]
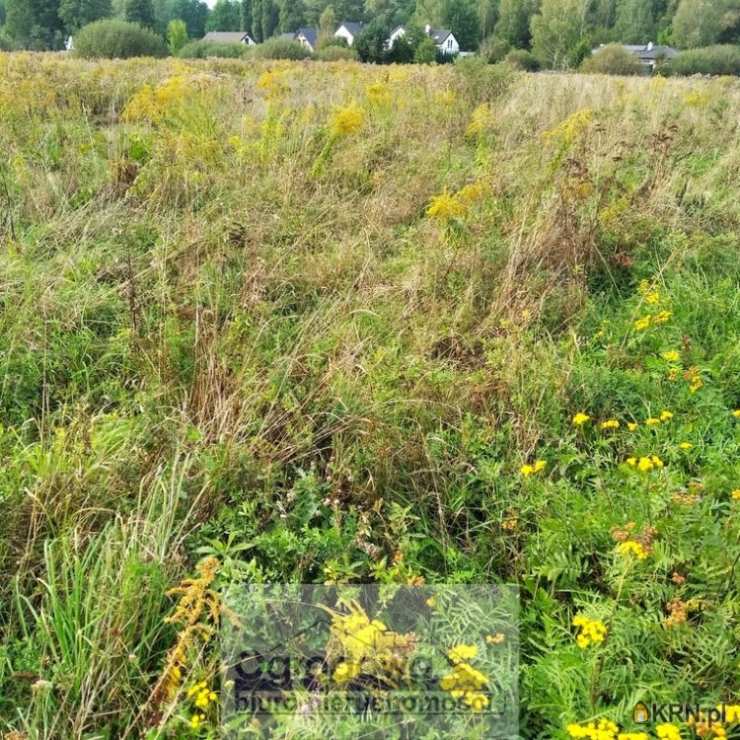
[{"left": 0, "top": 53, "right": 739, "bottom": 738}]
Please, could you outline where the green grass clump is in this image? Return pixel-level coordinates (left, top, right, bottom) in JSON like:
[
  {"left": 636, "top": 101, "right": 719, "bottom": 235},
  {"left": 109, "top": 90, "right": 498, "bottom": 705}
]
[{"left": 0, "top": 53, "right": 738, "bottom": 738}]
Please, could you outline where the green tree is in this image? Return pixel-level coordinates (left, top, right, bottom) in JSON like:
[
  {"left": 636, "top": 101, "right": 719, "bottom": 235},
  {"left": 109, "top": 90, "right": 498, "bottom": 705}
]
[
  {"left": 441, "top": 0, "right": 480, "bottom": 49},
  {"left": 170, "top": 0, "right": 209, "bottom": 37},
  {"left": 240, "top": 0, "right": 252, "bottom": 30},
  {"left": 167, "top": 17, "right": 188, "bottom": 50},
  {"left": 0, "top": 0, "right": 6, "bottom": 25},
  {"left": 59, "top": 0, "right": 112, "bottom": 33},
  {"left": 494, "top": 0, "right": 537, "bottom": 48},
  {"left": 125, "top": 0, "right": 155, "bottom": 26},
  {"left": 318, "top": 3, "right": 335, "bottom": 45},
  {"left": 6, "top": 0, "right": 65, "bottom": 49},
  {"left": 531, "top": 0, "right": 591, "bottom": 67},
  {"left": 251, "top": 0, "right": 262, "bottom": 39},
  {"left": 260, "top": 0, "right": 278, "bottom": 39},
  {"left": 276, "top": 0, "right": 304, "bottom": 31},
  {"left": 355, "top": 16, "right": 390, "bottom": 61},
  {"left": 614, "top": 0, "right": 655, "bottom": 43},
  {"left": 672, "top": 0, "right": 740, "bottom": 48},
  {"left": 206, "top": 0, "right": 241, "bottom": 30},
  {"left": 413, "top": 32, "right": 436, "bottom": 60},
  {"left": 478, "top": 0, "right": 499, "bottom": 38}
]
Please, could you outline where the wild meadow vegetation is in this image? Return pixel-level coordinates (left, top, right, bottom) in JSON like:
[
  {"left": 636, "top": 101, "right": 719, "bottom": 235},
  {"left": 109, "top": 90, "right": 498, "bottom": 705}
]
[{"left": 0, "top": 53, "right": 739, "bottom": 738}]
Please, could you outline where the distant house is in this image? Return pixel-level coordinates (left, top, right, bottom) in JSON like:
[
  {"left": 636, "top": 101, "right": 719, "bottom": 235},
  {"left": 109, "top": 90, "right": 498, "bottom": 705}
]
[
  {"left": 202, "top": 31, "right": 256, "bottom": 46},
  {"left": 592, "top": 42, "right": 679, "bottom": 72},
  {"left": 334, "top": 21, "right": 364, "bottom": 47},
  {"left": 295, "top": 27, "right": 319, "bottom": 52},
  {"left": 387, "top": 24, "right": 460, "bottom": 56}
]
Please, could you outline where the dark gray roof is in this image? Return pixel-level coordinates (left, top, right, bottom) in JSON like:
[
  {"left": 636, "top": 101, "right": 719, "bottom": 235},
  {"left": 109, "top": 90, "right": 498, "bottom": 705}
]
[
  {"left": 202, "top": 31, "right": 250, "bottom": 44},
  {"left": 338, "top": 21, "right": 364, "bottom": 36},
  {"left": 296, "top": 27, "right": 318, "bottom": 48},
  {"left": 638, "top": 44, "right": 679, "bottom": 60},
  {"left": 428, "top": 28, "right": 452, "bottom": 44},
  {"left": 593, "top": 43, "right": 679, "bottom": 62}
]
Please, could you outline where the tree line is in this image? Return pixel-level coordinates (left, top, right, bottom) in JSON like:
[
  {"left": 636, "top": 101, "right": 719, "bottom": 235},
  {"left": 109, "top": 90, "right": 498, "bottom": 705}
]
[{"left": 1, "top": 0, "right": 739, "bottom": 66}]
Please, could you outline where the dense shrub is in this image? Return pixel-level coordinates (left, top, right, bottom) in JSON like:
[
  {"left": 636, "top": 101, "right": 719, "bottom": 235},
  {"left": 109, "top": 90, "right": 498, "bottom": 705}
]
[
  {"left": 252, "top": 37, "right": 312, "bottom": 60},
  {"left": 504, "top": 48, "right": 539, "bottom": 71},
  {"left": 662, "top": 45, "right": 740, "bottom": 76},
  {"left": 581, "top": 44, "right": 643, "bottom": 76},
  {"left": 74, "top": 19, "right": 167, "bottom": 59},
  {"left": 0, "top": 32, "right": 14, "bottom": 51},
  {"left": 479, "top": 35, "right": 511, "bottom": 64},
  {"left": 316, "top": 45, "right": 358, "bottom": 61},
  {"left": 177, "top": 39, "right": 245, "bottom": 58}
]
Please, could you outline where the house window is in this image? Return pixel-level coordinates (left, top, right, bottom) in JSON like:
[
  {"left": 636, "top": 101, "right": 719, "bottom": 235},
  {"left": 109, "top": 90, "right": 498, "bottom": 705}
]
[{"left": 447, "top": 38, "right": 452, "bottom": 49}]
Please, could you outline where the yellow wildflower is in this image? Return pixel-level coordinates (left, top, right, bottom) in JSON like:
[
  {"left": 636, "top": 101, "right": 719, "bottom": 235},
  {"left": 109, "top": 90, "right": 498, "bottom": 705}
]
[
  {"left": 731, "top": 489, "right": 740, "bottom": 501},
  {"left": 679, "top": 442, "right": 693, "bottom": 450},
  {"left": 600, "top": 419, "right": 620, "bottom": 430},
  {"left": 521, "top": 460, "right": 546, "bottom": 476},
  {"left": 573, "top": 412, "right": 591, "bottom": 426},
  {"left": 628, "top": 422, "right": 638, "bottom": 431},
  {"left": 572, "top": 614, "right": 607, "bottom": 648},
  {"left": 448, "top": 644, "right": 478, "bottom": 664},
  {"left": 645, "top": 290, "right": 661, "bottom": 304},
  {"left": 567, "top": 719, "right": 619, "bottom": 739},
  {"left": 189, "top": 713, "right": 206, "bottom": 729},
  {"left": 618, "top": 734, "right": 649, "bottom": 740},
  {"left": 365, "top": 82, "right": 390, "bottom": 106},
  {"left": 634, "top": 316, "right": 652, "bottom": 332},
  {"left": 333, "top": 660, "right": 361, "bottom": 683},
  {"left": 426, "top": 191, "right": 466, "bottom": 221},
  {"left": 457, "top": 180, "right": 487, "bottom": 204},
  {"left": 645, "top": 417, "right": 661, "bottom": 426},
  {"left": 330, "top": 102, "right": 365, "bottom": 137},
  {"left": 617, "top": 540, "right": 649, "bottom": 560},
  {"left": 466, "top": 103, "right": 494, "bottom": 137},
  {"left": 654, "top": 310, "right": 672, "bottom": 324},
  {"left": 660, "top": 410, "right": 674, "bottom": 421},
  {"left": 733, "top": 409, "right": 740, "bottom": 418},
  {"left": 662, "top": 351, "right": 680, "bottom": 362},
  {"left": 626, "top": 457, "right": 637, "bottom": 467},
  {"left": 440, "top": 660, "right": 489, "bottom": 711},
  {"left": 485, "top": 633, "right": 505, "bottom": 645},
  {"left": 724, "top": 704, "right": 740, "bottom": 722},
  {"left": 656, "top": 722, "right": 682, "bottom": 740}
]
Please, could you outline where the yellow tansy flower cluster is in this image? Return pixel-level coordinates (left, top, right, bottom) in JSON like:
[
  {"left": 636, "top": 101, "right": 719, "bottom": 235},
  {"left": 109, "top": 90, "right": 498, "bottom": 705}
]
[
  {"left": 685, "top": 366, "right": 703, "bottom": 393},
  {"left": 616, "top": 540, "right": 649, "bottom": 560},
  {"left": 634, "top": 310, "right": 672, "bottom": 332},
  {"left": 189, "top": 712, "right": 206, "bottom": 729},
  {"left": 187, "top": 680, "right": 217, "bottom": 709},
  {"left": 327, "top": 601, "right": 415, "bottom": 686},
  {"left": 626, "top": 455, "right": 664, "bottom": 472},
  {"left": 601, "top": 419, "right": 620, "bottom": 430},
  {"left": 573, "top": 412, "right": 591, "bottom": 426},
  {"left": 572, "top": 614, "right": 607, "bottom": 648},
  {"left": 440, "top": 644, "right": 489, "bottom": 711},
  {"left": 566, "top": 718, "right": 618, "bottom": 739},
  {"left": 656, "top": 723, "right": 682, "bottom": 740},
  {"left": 731, "top": 489, "right": 740, "bottom": 501},
  {"left": 520, "top": 459, "right": 546, "bottom": 477}
]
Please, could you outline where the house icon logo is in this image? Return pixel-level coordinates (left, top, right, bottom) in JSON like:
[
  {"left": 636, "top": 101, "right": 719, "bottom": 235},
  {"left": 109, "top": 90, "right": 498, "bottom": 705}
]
[{"left": 633, "top": 703, "right": 650, "bottom": 723}]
